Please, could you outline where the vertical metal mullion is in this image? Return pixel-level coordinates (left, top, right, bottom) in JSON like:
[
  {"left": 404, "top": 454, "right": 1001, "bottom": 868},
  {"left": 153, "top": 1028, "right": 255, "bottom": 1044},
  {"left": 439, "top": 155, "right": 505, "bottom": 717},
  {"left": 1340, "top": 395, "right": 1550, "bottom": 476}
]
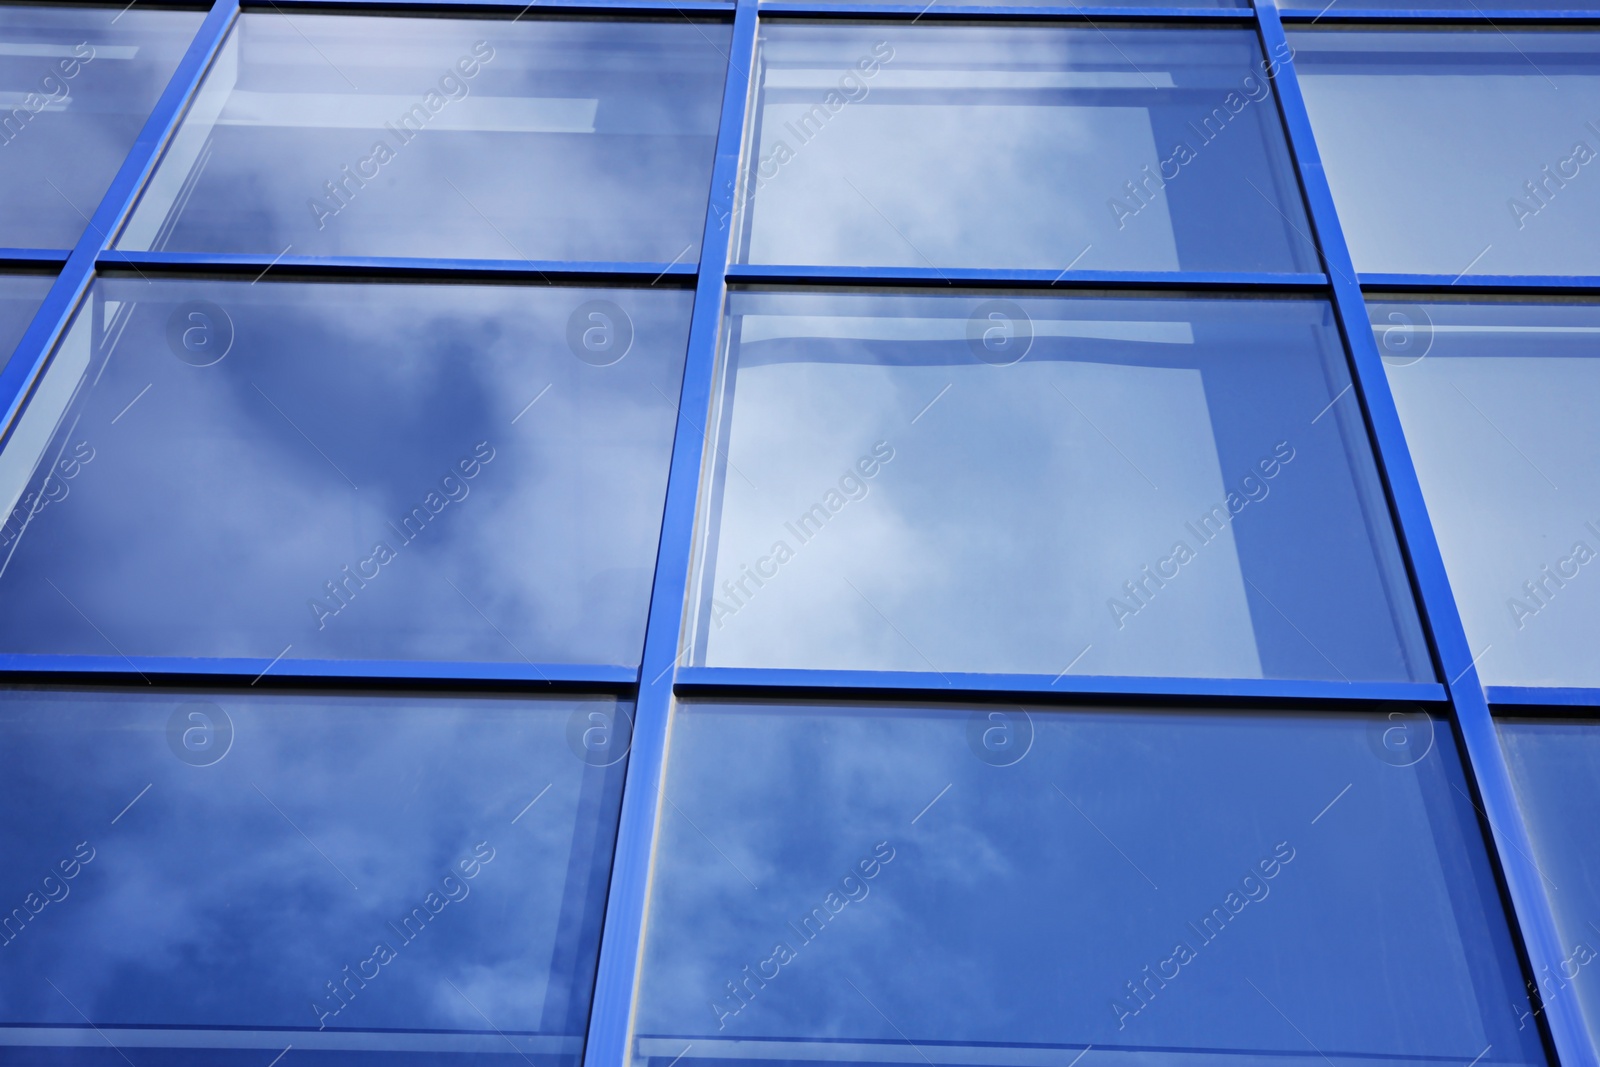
[
  {"left": 580, "top": 3, "right": 759, "bottom": 1064},
  {"left": 1255, "top": 4, "right": 1592, "bottom": 1063},
  {"left": 0, "top": 0, "right": 240, "bottom": 448}
]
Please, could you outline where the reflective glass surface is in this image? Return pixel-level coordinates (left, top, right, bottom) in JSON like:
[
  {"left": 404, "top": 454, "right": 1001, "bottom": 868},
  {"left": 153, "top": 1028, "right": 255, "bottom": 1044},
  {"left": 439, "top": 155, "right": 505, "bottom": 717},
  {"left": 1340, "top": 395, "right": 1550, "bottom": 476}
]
[
  {"left": 1286, "top": 0, "right": 1600, "bottom": 7},
  {"left": 0, "top": 272, "right": 51, "bottom": 369},
  {"left": 0, "top": 687, "right": 627, "bottom": 1065},
  {"left": 1374, "top": 299, "right": 1600, "bottom": 688},
  {"left": 636, "top": 700, "right": 1542, "bottom": 1067},
  {"left": 1499, "top": 717, "right": 1600, "bottom": 1054},
  {"left": 692, "top": 290, "right": 1430, "bottom": 681},
  {"left": 118, "top": 14, "right": 730, "bottom": 262},
  {"left": 734, "top": 25, "right": 1315, "bottom": 272},
  {"left": 0, "top": 277, "right": 692, "bottom": 666},
  {"left": 1293, "top": 29, "right": 1600, "bottom": 277},
  {"left": 0, "top": 5, "right": 203, "bottom": 250}
]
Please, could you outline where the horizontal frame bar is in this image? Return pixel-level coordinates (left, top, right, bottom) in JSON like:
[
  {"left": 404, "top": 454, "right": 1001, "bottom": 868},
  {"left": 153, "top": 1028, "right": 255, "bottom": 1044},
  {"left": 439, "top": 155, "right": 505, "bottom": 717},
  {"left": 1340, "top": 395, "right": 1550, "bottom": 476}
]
[
  {"left": 116, "top": 0, "right": 1600, "bottom": 16},
  {"left": 0, "top": 249, "right": 70, "bottom": 267},
  {"left": 100, "top": 250, "right": 699, "bottom": 284},
  {"left": 754, "top": 2, "right": 1250, "bottom": 17},
  {"left": 1282, "top": 6, "right": 1600, "bottom": 18},
  {"left": 21, "top": 0, "right": 214, "bottom": 9},
  {"left": 1488, "top": 686, "right": 1600, "bottom": 710},
  {"left": 0, "top": 653, "right": 638, "bottom": 689},
  {"left": 243, "top": 0, "right": 734, "bottom": 12},
  {"left": 726, "top": 264, "right": 1329, "bottom": 289},
  {"left": 674, "top": 666, "right": 1447, "bottom": 704},
  {"left": 1361, "top": 273, "right": 1600, "bottom": 295}
]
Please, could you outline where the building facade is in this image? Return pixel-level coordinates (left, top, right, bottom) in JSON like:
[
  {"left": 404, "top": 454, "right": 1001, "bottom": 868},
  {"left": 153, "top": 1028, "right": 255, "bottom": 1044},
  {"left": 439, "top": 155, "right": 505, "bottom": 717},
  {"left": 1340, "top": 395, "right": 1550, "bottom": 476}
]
[{"left": 0, "top": 0, "right": 1598, "bottom": 1065}]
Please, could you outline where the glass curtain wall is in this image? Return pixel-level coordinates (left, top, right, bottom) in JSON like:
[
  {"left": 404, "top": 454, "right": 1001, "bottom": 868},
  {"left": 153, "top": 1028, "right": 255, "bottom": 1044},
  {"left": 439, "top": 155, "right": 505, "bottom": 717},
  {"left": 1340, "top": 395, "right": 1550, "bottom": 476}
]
[{"left": 0, "top": 0, "right": 1597, "bottom": 1065}]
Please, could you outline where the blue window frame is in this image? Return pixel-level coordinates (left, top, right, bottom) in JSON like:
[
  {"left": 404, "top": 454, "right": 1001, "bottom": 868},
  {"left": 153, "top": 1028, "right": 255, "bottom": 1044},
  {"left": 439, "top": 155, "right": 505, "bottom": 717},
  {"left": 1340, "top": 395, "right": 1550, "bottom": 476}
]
[
  {"left": 0, "top": 685, "right": 630, "bottom": 1065},
  {"left": 117, "top": 13, "right": 732, "bottom": 264},
  {"left": 0, "top": 276, "right": 693, "bottom": 672},
  {"left": 734, "top": 23, "right": 1316, "bottom": 273},
  {"left": 635, "top": 699, "right": 1543, "bottom": 1067},
  {"left": 0, "top": 4, "right": 205, "bottom": 252},
  {"left": 0, "top": 0, "right": 1592, "bottom": 1065}
]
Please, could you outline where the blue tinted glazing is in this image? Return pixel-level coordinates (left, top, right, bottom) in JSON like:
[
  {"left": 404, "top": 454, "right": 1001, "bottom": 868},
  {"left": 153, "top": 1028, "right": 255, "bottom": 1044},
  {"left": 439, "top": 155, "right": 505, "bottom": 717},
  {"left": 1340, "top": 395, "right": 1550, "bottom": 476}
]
[
  {"left": 0, "top": 277, "right": 692, "bottom": 666},
  {"left": 1373, "top": 299, "right": 1600, "bottom": 689},
  {"left": 1499, "top": 717, "right": 1600, "bottom": 1055},
  {"left": 117, "top": 14, "right": 730, "bottom": 263},
  {"left": 692, "top": 290, "right": 1430, "bottom": 682},
  {"left": 0, "top": 687, "right": 629, "bottom": 1065},
  {"left": 1292, "top": 29, "right": 1600, "bottom": 277},
  {"left": 1284, "top": 0, "right": 1600, "bottom": 9},
  {"left": 635, "top": 700, "right": 1544, "bottom": 1067},
  {"left": 0, "top": 272, "right": 51, "bottom": 369},
  {"left": 0, "top": 5, "right": 203, "bottom": 250},
  {"left": 734, "top": 25, "right": 1315, "bottom": 272}
]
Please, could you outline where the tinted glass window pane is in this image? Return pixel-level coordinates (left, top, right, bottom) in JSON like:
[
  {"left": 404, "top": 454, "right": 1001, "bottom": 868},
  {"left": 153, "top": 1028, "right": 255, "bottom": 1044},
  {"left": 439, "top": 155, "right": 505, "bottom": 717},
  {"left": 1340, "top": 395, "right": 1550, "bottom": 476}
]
[
  {"left": 0, "top": 686, "right": 626, "bottom": 1065},
  {"left": 734, "top": 25, "right": 1314, "bottom": 272},
  {"left": 117, "top": 15, "right": 729, "bottom": 262},
  {"left": 1292, "top": 29, "right": 1600, "bottom": 277},
  {"left": 1499, "top": 718, "right": 1600, "bottom": 1053},
  {"left": 0, "top": 6, "right": 202, "bottom": 250},
  {"left": 636, "top": 701, "right": 1542, "bottom": 1067},
  {"left": 0, "top": 272, "right": 51, "bottom": 367},
  {"left": 692, "top": 290, "right": 1429, "bottom": 682},
  {"left": 1374, "top": 299, "right": 1600, "bottom": 688},
  {"left": 0, "top": 278, "right": 691, "bottom": 667}
]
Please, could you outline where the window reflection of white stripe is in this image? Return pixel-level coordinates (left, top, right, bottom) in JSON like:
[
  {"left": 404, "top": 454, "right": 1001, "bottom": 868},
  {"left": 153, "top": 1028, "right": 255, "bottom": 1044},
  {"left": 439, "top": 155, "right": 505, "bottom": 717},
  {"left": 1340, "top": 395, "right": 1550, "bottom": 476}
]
[
  {"left": 214, "top": 91, "right": 598, "bottom": 133},
  {"left": 0, "top": 43, "right": 139, "bottom": 59},
  {"left": 765, "top": 69, "right": 1176, "bottom": 90},
  {"left": 740, "top": 315, "right": 1195, "bottom": 345},
  {"left": 0, "top": 93, "right": 68, "bottom": 109}
]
